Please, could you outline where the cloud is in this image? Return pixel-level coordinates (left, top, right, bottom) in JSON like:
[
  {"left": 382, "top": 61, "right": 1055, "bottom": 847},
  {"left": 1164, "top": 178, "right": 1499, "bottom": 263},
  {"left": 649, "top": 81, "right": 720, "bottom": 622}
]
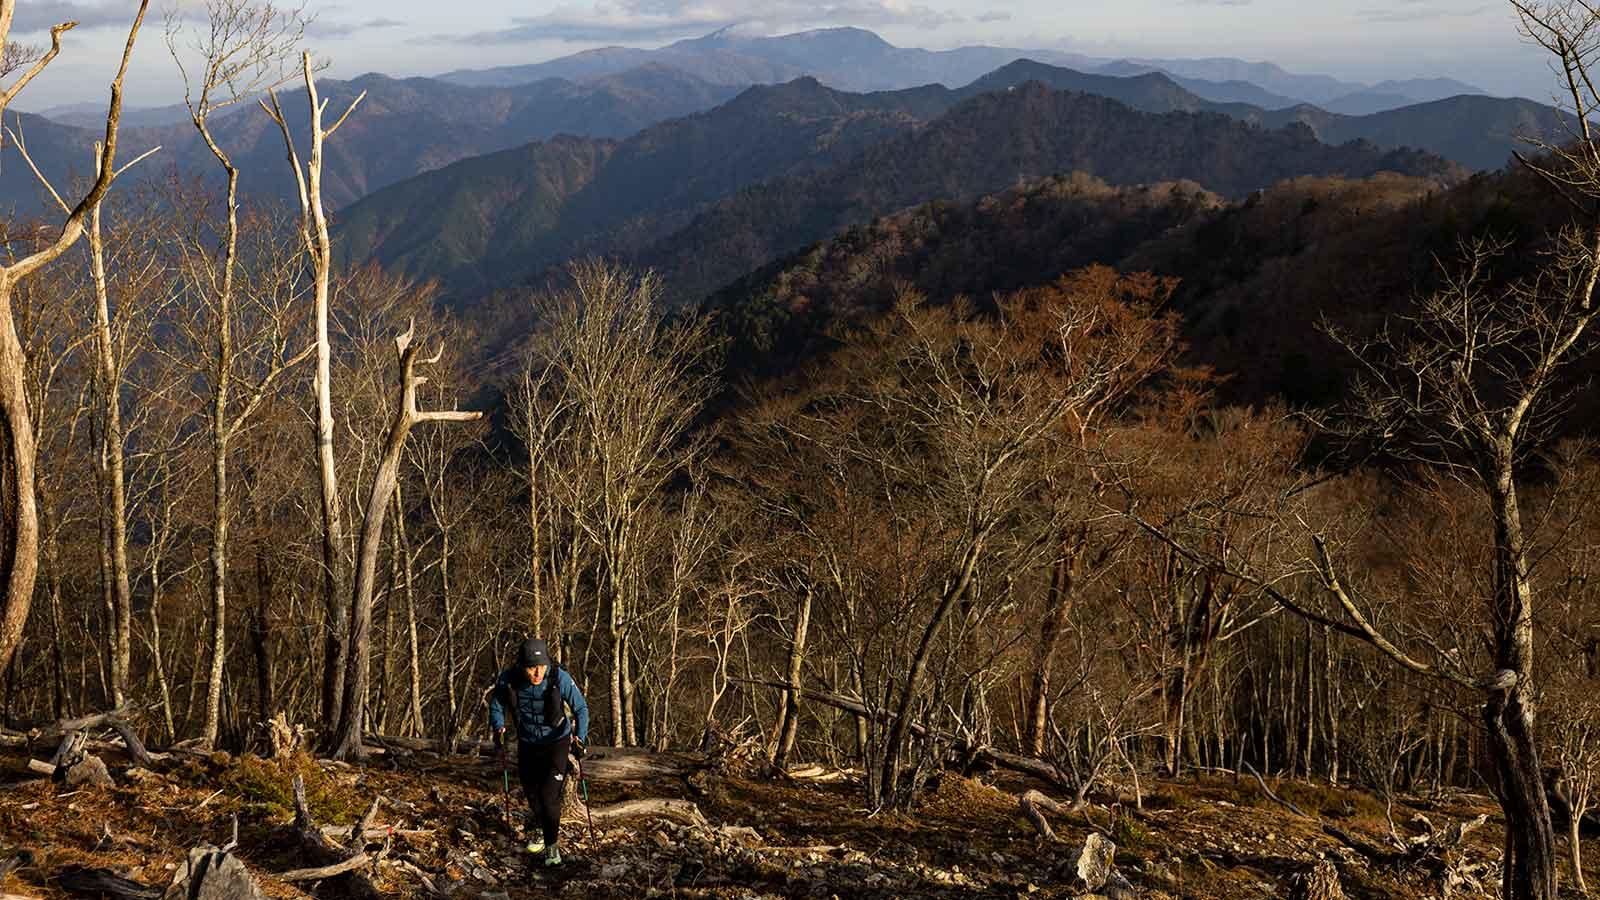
[
  {"left": 975, "top": 11, "right": 1011, "bottom": 23},
  {"left": 1361, "top": 2, "right": 1495, "bottom": 23},
  {"left": 441, "top": 0, "right": 959, "bottom": 44},
  {"left": 306, "top": 16, "right": 407, "bottom": 38},
  {"left": 9, "top": 0, "right": 164, "bottom": 32}
]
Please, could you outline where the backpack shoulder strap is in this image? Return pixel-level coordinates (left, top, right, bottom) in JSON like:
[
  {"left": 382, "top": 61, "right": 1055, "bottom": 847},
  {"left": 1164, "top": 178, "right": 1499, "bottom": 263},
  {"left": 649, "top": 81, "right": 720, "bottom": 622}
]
[
  {"left": 543, "top": 663, "right": 567, "bottom": 729},
  {"left": 497, "top": 671, "right": 523, "bottom": 735}
]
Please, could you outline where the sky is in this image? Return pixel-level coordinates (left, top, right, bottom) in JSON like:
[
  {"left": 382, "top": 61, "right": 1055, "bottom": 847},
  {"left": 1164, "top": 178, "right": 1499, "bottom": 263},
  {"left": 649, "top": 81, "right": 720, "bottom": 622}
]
[{"left": 5, "top": 0, "right": 1559, "bottom": 110}]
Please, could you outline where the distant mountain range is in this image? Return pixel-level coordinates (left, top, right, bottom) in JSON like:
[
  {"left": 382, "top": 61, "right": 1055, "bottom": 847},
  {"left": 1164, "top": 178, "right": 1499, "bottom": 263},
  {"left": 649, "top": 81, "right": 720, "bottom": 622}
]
[
  {"left": 333, "top": 71, "right": 1466, "bottom": 306},
  {"left": 2, "top": 49, "right": 1557, "bottom": 228},
  {"left": 439, "top": 26, "right": 1490, "bottom": 112},
  {"left": 4, "top": 66, "right": 741, "bottom": 214}
]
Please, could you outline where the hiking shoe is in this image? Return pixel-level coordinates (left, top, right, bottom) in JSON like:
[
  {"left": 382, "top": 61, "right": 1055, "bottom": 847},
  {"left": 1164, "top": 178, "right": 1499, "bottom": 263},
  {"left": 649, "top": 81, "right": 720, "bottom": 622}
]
[
  {"left": 524, "top": 838, "right": 545, "bottom": 854},
  {"left": 543, "top": 845, "right": 562, "bottom": 867}
]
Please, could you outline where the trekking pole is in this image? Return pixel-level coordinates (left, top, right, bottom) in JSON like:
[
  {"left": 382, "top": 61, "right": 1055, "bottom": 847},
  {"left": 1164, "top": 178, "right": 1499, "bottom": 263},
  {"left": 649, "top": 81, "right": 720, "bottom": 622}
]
[
  {"left": 497, "top": 739, "right": 513, "bottom": 829},
  {"left": 578, "top": 758, "right": 596, "bottom": 842}
]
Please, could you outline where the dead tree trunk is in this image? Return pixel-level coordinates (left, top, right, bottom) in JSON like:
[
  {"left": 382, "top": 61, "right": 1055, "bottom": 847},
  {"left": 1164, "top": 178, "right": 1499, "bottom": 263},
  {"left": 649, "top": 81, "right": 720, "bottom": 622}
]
[
  {"left": 329, "top": 322, "right": 481, "bottom": 760},
  {"left": 262, "top": 55, "right": 364, "bottom": 733},
  {"left": 394, "top": 481, "right": 423, "bottom": 737},
  {"left": 1027, "top": 536, "right": 1078, "bottom": 758}
]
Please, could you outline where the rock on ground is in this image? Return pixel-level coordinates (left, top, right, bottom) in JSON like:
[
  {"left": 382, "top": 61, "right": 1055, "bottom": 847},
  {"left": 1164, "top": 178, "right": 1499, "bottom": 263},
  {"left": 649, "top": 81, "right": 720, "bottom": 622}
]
[
  {"left": 64, "top": 755, "right": 113, "bottom": 789},
  {"left": 162, "top": 846, "right": 266, "bottom": 900},
  {"left": 1077, "top": 833, "right": 1115, "bottom": 890}
]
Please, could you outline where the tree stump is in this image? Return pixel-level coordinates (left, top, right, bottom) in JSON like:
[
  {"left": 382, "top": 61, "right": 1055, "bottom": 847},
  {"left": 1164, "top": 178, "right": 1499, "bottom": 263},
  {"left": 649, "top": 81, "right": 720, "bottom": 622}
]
[{"left": 263, "top": 714, "right": 307, "bottom": 761}]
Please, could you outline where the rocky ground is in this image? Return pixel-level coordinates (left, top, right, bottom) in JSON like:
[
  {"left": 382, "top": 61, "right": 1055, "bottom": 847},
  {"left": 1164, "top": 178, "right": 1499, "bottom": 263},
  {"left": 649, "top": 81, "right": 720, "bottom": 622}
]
[{"left": 0, "top": 738, "right": 1568, "bottom": 899}]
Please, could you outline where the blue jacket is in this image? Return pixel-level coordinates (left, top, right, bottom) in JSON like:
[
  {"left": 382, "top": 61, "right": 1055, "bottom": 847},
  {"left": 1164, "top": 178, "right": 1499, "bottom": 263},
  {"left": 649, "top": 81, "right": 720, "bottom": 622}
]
[{"left": 488, "top": 665, "right": 590, "bottom": 745}]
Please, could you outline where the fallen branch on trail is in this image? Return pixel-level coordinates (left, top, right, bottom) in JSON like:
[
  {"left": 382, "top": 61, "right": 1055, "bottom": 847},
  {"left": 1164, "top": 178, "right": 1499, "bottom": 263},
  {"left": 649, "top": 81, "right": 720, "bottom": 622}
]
[
  {"left": 277, "top": 855, "right": 372, "bottom": 883},
  {"left": 750, "top": 679, "right": 1075, "bottom": 791},
  {"left": 368, "top": 733, "right": 711, "bottom": 782},
  {"left": 1018, "top": 789, "right": 1084, "bottom": 841},
  {"left": 781, "top": 764, "right": 855, "bottom": 783},
  {"left": 1243, "top": 761, "right": 1307, "bottom": 817},
  {"left": 585, "top": 798, "right": 708, "bottom": 828}
]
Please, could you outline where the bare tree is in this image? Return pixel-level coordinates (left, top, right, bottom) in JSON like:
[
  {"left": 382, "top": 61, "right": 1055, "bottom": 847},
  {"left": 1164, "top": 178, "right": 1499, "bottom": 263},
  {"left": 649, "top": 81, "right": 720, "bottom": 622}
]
[
  {"left": 521, "top": 260, "right": 719, "bottom": 746},
  {"left": 328, "top": 317, "right": 481, "bottom": 759},
  {"left": 261, "top": 51, "right": 365, "bottom": 730},
  {"left": 166, "top": 0, "right": 307, "bottom": 749},
  {"left": 0, "top": 0, "right": 150, "bottom": 678}
]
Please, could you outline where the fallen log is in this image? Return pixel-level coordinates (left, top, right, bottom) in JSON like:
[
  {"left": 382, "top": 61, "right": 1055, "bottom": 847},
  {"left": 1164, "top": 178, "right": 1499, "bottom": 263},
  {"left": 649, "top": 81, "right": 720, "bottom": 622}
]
[
  {"left": 277, "top": 855, "right": 372, "bottom": 883},
  {"left": 750, "top": 679, "right": 1075, "bottom": 791},
  {"left": 585, "top": 798, "right": 707, "bottom": 828},
  {"left": 368, "top": 733, "right": 711, "bottom": 782},
  {"left": 1, "top": 707, "right": 161, "bottom": 769}
]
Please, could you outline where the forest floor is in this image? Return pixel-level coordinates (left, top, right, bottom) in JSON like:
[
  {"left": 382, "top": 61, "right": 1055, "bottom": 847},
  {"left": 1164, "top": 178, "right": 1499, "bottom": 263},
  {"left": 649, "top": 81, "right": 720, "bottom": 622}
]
[{"left": 0, "top": 739, "right": 1573, "bottom": 899}]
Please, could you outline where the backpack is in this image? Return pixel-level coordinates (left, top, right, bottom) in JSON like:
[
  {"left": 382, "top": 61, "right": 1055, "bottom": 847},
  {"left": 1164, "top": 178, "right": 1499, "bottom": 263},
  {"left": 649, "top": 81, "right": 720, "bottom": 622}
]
[{"left": 498, "top": 662, "right": 567, "bottom": 737}]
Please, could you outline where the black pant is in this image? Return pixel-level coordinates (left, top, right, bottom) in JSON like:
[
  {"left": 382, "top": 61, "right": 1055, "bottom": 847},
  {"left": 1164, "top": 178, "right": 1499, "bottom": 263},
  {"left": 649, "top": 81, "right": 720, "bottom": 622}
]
[{"left": 516, "top": 736, "right": 570, "bottom": 846}]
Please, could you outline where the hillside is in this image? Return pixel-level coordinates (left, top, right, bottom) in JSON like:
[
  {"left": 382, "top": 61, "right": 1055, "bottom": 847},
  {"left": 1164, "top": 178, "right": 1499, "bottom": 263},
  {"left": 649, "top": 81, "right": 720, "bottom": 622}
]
[
  {"left": 704, "top": 174, "right": 1227, "bottom": 374},
  {"left": 632, "top": 83, "right": 1464, "bottom": 304},
  {"left": 698, "top": 157, "right": 1578, "bottom": 413},
  {"left": 1279, "top": 94, "right": 1572, "bottom": 171},
  {"left": 333, "top": 78, "right": 942, "bottom": 291},
  {"left": 330, "top": 136, "right": 617, "bottom": 290},
  {"left": 0, "top": 741, "right": 1516, "bottom": 900}
]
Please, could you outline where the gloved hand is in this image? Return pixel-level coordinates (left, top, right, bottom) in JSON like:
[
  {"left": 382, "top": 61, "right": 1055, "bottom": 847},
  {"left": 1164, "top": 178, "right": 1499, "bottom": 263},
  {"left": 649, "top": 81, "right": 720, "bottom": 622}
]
[
  {"left": 492, "top": 729, "right": 505, "bottom": 751},
  {"left": 571, "top": 738, "right": 585, "bottom": 760}
]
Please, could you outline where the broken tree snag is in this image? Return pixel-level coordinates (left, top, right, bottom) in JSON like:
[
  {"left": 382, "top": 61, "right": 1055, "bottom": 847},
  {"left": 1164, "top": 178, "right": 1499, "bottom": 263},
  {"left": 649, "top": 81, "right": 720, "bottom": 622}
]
[
  {"left": 585, "top": 799, "right": 708, "bottom": 828},
  {"left": 264, "top": 713, "right": 308, "bottom": 760},
  {"left": 1018, "top": 789, "right": 1081, "bottom": 841},
  {"left": 49, "top": 730, "right": 88, "bottom": 779},
  {"left": 280, "top": 775, "right": 379, "bottom": 899}
]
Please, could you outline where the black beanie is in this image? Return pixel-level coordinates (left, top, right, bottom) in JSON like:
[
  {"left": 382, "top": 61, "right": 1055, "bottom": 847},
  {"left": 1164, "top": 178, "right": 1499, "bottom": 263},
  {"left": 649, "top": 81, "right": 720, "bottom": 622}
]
[{"left": 518, "top": 638, "right": 552, "bottom": 668}]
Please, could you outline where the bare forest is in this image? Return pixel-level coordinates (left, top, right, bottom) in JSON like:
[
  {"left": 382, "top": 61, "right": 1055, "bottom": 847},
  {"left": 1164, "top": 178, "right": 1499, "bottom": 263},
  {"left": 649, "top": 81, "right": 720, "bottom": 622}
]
[{"left": 7, "top": 2, "right": 1600, "bottom": 900}]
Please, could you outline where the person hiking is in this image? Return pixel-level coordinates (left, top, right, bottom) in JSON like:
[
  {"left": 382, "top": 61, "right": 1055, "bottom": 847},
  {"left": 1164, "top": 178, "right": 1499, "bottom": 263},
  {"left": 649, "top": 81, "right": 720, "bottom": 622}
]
[{"left": 489, "top": 637, "right": 590, "bottom": 866}]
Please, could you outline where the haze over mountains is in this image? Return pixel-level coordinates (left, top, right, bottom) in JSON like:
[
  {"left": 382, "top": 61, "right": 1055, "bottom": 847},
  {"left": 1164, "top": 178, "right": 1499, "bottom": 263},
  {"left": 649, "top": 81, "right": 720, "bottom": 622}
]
[{"left": 437, "top": 26, "right": 1491, "bottom": 112}]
